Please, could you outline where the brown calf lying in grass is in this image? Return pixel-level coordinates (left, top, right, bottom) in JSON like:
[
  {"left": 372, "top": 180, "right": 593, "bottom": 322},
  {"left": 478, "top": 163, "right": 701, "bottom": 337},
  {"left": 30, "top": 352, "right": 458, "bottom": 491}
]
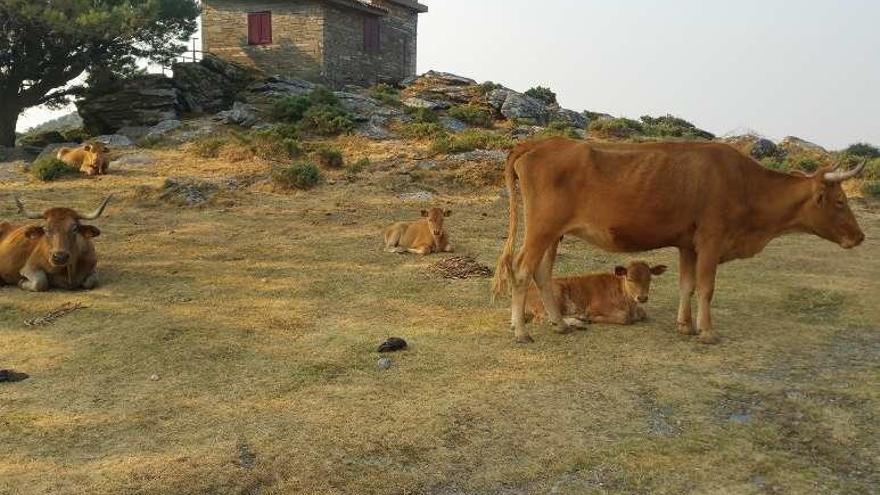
[
  {"left": 525, "top": 261, "right": 667, "bottom": 327},
  {"left": 57, "top": 142, "right": 110, "bottom": 176},
  {"left": 384, "top": 207, "right": 454, "bottom": 255}
]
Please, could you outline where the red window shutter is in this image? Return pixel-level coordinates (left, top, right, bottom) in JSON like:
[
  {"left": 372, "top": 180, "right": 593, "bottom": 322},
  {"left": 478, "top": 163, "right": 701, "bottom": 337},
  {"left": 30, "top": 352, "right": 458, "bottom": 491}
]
[
  {"left": 260, "top": 12, "right": 272, "bottom": 44},
  {"left": 248, "top": 12, "right": 271, "bottom": 45},
  {"left": 247, "top": 13, "right": 260, "bottom": 45},
  {"left": 364, "top": 17, "right": 380, "bottom": 53}
]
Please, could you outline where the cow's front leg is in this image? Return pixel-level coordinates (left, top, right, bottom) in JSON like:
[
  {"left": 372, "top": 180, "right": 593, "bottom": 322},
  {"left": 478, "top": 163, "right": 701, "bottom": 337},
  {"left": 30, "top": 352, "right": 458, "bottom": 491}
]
[
  {"left": 589, "top": 310, "right": 633, "bottom": 325},
  {"left": 695, "top": 249, "right": 720, "bottom": 344},
  {"left": 677, "top": 248, "right": 698, "bottom": 335},
  {"left": 18, "top": 267, "right": 48, "bottom": 292},
  {"left": 631, "top": 305, "right": 647, "bottom": 322},
  {"left": 81, "top": 271, "right": 99, "bottom": 290}
]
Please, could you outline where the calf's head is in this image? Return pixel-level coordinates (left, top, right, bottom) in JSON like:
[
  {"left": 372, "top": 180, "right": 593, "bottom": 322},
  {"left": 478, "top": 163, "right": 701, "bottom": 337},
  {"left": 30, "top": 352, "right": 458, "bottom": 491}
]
[
  {"left": 799, "top": 161, "right": 866, "bottom": 249},
  {"left": 80, "top": 143, "right": 110, "bottom": 175},
  {"left": 14, "top": 195, "right": 112, "bottom": 267},
  {"left": 421, "top": 207, "right": 452, "bottom": 238},
  {"left": 614, "top": 261, "right": 667, "bottom": 303}
]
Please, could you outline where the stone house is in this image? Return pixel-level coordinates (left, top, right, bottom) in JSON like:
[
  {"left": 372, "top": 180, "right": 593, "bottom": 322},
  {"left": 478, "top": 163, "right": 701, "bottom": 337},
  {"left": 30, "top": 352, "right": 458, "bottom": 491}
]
[{"left": 201, "top": 0, "right": 428, "bottom": 87}]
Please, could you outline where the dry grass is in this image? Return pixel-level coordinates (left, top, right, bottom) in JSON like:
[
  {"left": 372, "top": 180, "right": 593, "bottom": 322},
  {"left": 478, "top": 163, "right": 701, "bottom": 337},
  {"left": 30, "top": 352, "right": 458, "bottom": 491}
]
[{"left": 1, "top": 141, "right": 879, "bottom": 495}]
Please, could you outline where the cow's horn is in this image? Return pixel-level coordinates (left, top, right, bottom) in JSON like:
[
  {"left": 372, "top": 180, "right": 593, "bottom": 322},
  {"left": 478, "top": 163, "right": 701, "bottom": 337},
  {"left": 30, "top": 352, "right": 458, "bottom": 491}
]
[
  {"left": 823, "top": 160, "right": 867, "bottom": 183},
  {"left": 13, "top": 195, "right": 43, "bottom": 219},
  {"left": 79, "top": 195, "right": 113, "bottom": 220}
]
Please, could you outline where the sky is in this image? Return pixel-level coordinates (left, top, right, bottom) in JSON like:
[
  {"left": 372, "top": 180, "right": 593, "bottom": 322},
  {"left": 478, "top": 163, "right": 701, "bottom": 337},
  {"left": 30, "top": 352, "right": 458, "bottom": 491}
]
[{"left": 18, "top": 0, "right": 880, "bottom": 149}]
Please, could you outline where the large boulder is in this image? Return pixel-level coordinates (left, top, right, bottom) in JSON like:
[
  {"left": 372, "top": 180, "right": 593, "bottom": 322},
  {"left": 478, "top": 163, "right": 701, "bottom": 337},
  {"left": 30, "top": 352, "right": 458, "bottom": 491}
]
[
  {"left": 173, "top": 54, "right": 258, "bottom": 113},
  {"left": 215, "top": 102, "right": 261, "bottom": 128},
  {"left": 550, "top": 108, "right": 588, "bottom": 129},
  {"left": 780, "top": 136, "right": 827, "bottom": 155},
  {"left": 401, "top": 71, "right": 480, "bottom": 106},
  {"left": 724, "top": 134, "right": 779, "bottom": 159},
  {"left": 77, "top": 75, "right": 179, "bottom": 135},
  {"left": 499, "top": 92, "right": 549, "bottom": 125}
]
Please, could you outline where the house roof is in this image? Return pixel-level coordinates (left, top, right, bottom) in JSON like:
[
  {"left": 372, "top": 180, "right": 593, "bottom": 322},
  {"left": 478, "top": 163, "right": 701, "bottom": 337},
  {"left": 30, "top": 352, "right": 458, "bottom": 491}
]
[{"left": 324, "top": 0, "right": 428, "bottom": 15}]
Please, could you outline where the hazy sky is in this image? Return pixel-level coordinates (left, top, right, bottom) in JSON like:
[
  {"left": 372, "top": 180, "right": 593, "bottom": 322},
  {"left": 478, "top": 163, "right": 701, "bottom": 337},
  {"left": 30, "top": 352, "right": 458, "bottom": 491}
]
[{"left": 19, "top": 0, "right": 880, "bottom": 149}]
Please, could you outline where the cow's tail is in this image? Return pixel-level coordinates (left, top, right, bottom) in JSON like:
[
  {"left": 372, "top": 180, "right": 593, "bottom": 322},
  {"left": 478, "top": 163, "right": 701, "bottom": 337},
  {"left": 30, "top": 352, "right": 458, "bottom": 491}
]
[{"left": 491, "top": 143, "right": 532, "bottom": 301}]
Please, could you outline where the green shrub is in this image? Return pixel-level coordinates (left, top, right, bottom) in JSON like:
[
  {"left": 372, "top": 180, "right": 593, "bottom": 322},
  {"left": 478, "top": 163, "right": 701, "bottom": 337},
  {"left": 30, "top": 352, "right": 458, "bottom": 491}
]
[
  {"left": 299, "top": 104, "right": 355, "bottom": 136},
  {"left": 271, "top": 95, "right": 312, "bottom": 123},
  {"left": 272, "top": 162, "right": 323, "bottom": 190},
  {"left": 760, "top": 157, "right": 788, "bottom": 171},
  {"left": 862, "top": 181, "right": 880, "bottom": 198},
  {"left": 864, "top": 158, "right": 880, "bottom": 181},
  {"left": 308, "top": 86, "right": 340, "bottom": 106},
  {"left": 843, "top": 142, "right": 880, "bottom": 159},
  {"left": 61, "top": 128, "right": 90, "bottom": 143},
  {"left": 431, "top": 129, "right": 514, "bottom": 154},
  {"left": 640, "top": 114, "right": 715, "bottom": 140},
  {"left": 787, "top": 155, "right": 823, "bottom": 173},
  {"left": 30, "top": 156, "right": 77, "bottom": 181},
  {"left": 447, "top": 104, "right": 493, "bottom": 128},
  {"left": 315, "top": 146, "right": 344, "bottom": 168},
  {"left": 190, "top": 137, "right": 225, "bottom": 158},
  {"left": 371, "top": 83, "right": 401, "bottom": 106},
  {"left": 535, "top": 121, "right": 580, "bottom": 139},
  {"left": 477, "top": 81, "right": 503, "bottom": 95},
  {"left": 400, "top": 122, "right": 446, "bottom": 140},
  {"left": 406, "top": 106, "right": 439, "bottom": 124},
  {"left": 349, "top": 157, "right": 371, "bottom": 174},
  {"left": 524, "top": 86, "right": 557, "bottom": 105},
  {"left": 588, "top": 118, "right": 644, "bottom": 139}
]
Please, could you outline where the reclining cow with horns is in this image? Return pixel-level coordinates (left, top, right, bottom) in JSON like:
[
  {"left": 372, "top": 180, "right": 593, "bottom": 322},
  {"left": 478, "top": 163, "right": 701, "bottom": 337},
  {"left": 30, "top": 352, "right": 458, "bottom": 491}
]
[{"left": 0, "top": 195, "right": 112, "bottom": 291}]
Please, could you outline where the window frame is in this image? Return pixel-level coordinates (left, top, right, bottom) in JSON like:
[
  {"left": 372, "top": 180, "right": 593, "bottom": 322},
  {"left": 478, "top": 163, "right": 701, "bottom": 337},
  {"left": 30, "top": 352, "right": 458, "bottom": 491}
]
[{"left": 363, "top": 17, "right": 380, "bottom": 54}]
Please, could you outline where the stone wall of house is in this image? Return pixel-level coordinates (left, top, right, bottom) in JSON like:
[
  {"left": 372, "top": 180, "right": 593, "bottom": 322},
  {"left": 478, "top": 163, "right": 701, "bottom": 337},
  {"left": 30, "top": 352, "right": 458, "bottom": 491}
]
[
  {"left": 322, "top": 2, "right": 418, "bottom": 87},
  {"left": 202, "top": 0, "right": 325, "bottom": 81}
]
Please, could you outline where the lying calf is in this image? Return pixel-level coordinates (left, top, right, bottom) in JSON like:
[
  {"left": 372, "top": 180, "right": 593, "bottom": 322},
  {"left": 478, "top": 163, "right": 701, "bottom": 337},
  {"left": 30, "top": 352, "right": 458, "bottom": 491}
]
[
  {"left": 526, "top": 261, "right": 667, "bottom": 327},
  {"left": 384, "top": 207, "right": 454, "bottom": 255},
  {"left": 57, "top": 142, "right": 110, "bottom": 176}
]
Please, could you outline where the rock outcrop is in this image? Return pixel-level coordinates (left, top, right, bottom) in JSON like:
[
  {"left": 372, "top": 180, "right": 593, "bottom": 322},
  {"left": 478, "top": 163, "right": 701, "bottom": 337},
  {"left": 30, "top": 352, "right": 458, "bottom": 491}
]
[
  {"left": 173, "top": 54, "right": 258, "bottom": 113},
  {"left": 77, "top": 75, "right": 179, "bottom": 135}
]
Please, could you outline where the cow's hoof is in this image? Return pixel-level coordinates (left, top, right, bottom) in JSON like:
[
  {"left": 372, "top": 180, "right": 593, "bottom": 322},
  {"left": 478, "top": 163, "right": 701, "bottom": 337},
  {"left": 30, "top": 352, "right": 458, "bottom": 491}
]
[
  {"left": 697, "top": 332, "right": 720, "bottom": 345},
  {"left": 677, "top": 322, "right": 698, "bottom": 335},
  {"left": 564, "top": 317, "right": 590, "bottom": 329},
  {"left": 553, "top": 324, "right": 575, "bottom": 334},
  {"left": 515, "top": 334, "right": 535, "bottom": 344}
]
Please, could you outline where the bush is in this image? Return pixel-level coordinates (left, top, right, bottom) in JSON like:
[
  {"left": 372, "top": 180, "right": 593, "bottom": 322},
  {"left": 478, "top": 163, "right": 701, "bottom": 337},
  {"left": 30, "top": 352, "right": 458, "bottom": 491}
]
[
  {"left": 271, "top": 95, "right": 312, "bottom": 123},
  {"left": 272, "top": 162, "right": 323, "bottom": 190},
  {"left": 447, "top": 104, "right": 493, "bottom": 128},
  {"left": 588, "top": 118, "right": 644, "bottom": 139},
  {"left": 640, "top": 114, "right": 715, "bottom": 140},
  {"left": 406, "top": 106, "right": 439, "bottom": 124},
  {"left": 864, "top": 158, "right": 880, "bottom": 181},
  {"left": 787, "top": 155, "right": 823, "bottom": 173},
  {"left": 299, "top": 104, "right": 355, "bottom": 136},
  {"left": 477, "top": 81, "right": 503, "bottom": 95},
  {"left": 535, "top": 121, "right": 580, "bottom": 140},
  {"left": 308, "top": 86, "right": 340, "bottom": 106},
  {"left": 315, "top": 146, "right": 344, "bottom": 168},
  {"left": 862, "top": 181, "right": 880, "bottom": 198},
  {"left": 843, "top": 142, "right": 880, "bottom": 159},
  {"left": 349, "top": 157, "right": 371, "bottom": 174},
  {"left": 30, "top": 156, "right": 77, "bottom": 181},
  {"left": 431, "top": 129, "right": 514, "bottom": 154},
  {"left": 400, "top": 122, "right": 446, "bottom": 140},
  {"left": 760, "top": 157, "right": 788, "bottom": 171},
  {"left": 371, "top": 83, "right": 401, "bottom": 106},
  {"left": 190, "top": 137, "right": 226, "bottom": 158},
  {"left": 524, "top": 86, "right": 557, "bottom": 105},
  {"left": 61, "top": 128, "right": 90, "bottom": 143}
]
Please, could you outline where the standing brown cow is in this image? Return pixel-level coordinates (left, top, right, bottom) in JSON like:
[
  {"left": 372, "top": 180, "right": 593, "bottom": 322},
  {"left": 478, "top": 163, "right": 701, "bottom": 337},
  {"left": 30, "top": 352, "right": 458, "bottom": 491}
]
[
  {"left": 0, "top": 196, "right": 112, "bottom": 291},
  {"left": 493, "top": 138, "right": 865, "bottom": 344}
]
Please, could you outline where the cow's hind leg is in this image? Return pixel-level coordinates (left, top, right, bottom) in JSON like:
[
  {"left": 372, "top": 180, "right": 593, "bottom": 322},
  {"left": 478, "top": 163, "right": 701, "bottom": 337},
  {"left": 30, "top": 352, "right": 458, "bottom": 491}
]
[
  {"left": 695, "top": 248, "right": 721, "bottom": 344},
  {"left": 677, "top": 248, "right": 698, "bottom": 335},
  {"left": 534, "top": 237, "right": 572, "bottom": 334},
  {"left": 511, "top": 235, "right": 562, "bottom": 343},
  {"left": 384, "top": 228, "right": 405, "bottom": 253},
  {"left": 18, "top": 267, "right": 48, "bottom": 292}
]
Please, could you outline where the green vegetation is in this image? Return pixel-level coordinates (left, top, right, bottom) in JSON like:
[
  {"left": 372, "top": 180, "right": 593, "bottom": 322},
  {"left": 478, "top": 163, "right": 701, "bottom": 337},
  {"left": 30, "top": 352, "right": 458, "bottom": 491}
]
[
  {"left": 29, "top": 156, "right": 77, "bottom": 181},
  {"left": 272, "top": 162, "right": 322, "bottom": 189},
  {"left": 431, "top": 129, "right": 514, "bottom": 154},
  {"left": 189, "top": 126, "right": 301, "bottom": 162},
  {"left": 189, "top": 136, "right": 225, "bottom": 158},
  {"left": 348, "top": 157, "right": 371, "bottom": 174},
  {"left": 447, "top": 104, "right": 494, "bottom": 128},
  {"left": 371, "top": 84, "right": 401, "bottom": 106},
  {"left": 406, "top": 106, "right": 440, "bottom": 124},
  {"left": 640, "top": 114, "right": 715, "bottom": 140},
  {"left": 843, "top": 142, "right": 880, "bottom": 159},
  {"left": 270, "top": 87, "right": 355, "bottom": 136},
  {"left": 524, "top": 86, "right": 557, "bottom": 105},
  {"left": 400, "top": 122, "right": 446, "bottom": 140},
  {"left": 477, "top": 81, "right": 503, "bottom": 95},
  {"left": 534, "top": 121, "right": 580, "bottom": 140},
  {"left": 315, "top": 146, "right": 344, "bottom": 169},
  {"left": 862, "top": 181, "right": 880, "bottom": 198},
  {"left": 588, "top": 117, "right": 644, "bottom": 139}
]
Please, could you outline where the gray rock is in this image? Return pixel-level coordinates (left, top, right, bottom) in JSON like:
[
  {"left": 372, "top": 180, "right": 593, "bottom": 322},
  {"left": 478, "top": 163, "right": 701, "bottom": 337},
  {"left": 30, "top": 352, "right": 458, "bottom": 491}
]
[
  {"left": 377, "top": 358, "right": 393, "bottom": 370},
  {"left": 780, "top": 136, "right": 827, "bottom": 154},
  {"left": 486, "top": 88, "right": 514, "bottom": 110},
  {"left": 355, "top": 115, "right": 396, "bottom": 140},
  {"left": 77, "top": 74, "right": 179, "bottom": 135},
  {"left": 750, "top": 138, "right": 778, "bottom": 159},
  {"left": 335, "top": 92, "right": 401, "bottom": 121},
  {"left": 144, "top": 119, "right": 182, "bottom": 139},
  {"left": 173, "top": 54, "right": 256, "bottom": 113},
  {"left": 439, "top": 116, "right": 468, "bottom": 133},
  {"left": 94, "top": 134, "right": 134, "bottom": 148},
  {"left": 215, "top": 102, "right": 261, "bottom": 127},
  {"left": 551, "top": 108, "right": 588, "bottom": 129},
  {"left": 116, "top": 126, "right": 151, "bottom": 140},
  {"left": 449, "top": 149, "right": 508, "bottom": 163},
  {"left": 418, "top": 71, "right": 477, "bottom": 86},
  {"left": 248, "top": 76, "right": 316, "bottom": 97},
  {"left": 402, "top": 96, "right": 449, "bottom": 110},
  {"left": 110, "top": 152, "right": 155, "bottom": 168},
  {"left": 398, "top": 191, "right": 435, "bottom": 201},
  {"left": 500, "top": 93, "right": 549, "bottom": 125}
]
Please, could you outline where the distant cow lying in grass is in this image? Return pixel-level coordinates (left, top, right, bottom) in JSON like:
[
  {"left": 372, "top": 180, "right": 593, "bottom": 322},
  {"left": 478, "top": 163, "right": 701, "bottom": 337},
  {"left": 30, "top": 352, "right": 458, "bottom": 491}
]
[
  {"left": 0, "top": 196, "right": 112, "bottom": 291},
  {"left": 384, "top": 207, "right": 454, "bottom": 255},
  {"left": 57, "top": 142, "right": 110, "bottom": 176},
  {"left": 525, "top": 261, "right": 667, "bottom": 328}
]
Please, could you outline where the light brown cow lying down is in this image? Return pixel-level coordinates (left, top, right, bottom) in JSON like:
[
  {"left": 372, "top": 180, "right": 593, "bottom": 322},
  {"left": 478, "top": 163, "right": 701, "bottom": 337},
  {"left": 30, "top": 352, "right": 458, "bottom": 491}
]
[
  {"left": 57, "top": 142, "right": 110, "bottom": 176},
  {"left": 525, "top": 261, "right": 667, "bottom": 328},
  {"left": 384, "top": 207, "right": 454, "bottom": 255}
]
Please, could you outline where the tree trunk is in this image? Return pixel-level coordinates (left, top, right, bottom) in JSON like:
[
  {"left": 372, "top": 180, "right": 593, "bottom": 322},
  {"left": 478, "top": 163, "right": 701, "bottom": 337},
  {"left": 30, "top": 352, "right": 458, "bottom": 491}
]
[{"left": 0, "top": 106, "right": 20, "bottom": 147}]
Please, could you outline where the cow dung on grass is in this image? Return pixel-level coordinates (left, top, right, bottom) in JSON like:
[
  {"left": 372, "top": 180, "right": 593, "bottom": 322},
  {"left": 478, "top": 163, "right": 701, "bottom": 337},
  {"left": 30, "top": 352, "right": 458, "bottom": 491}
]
[{"left": 428, "top": 256, "right": 492, "bottom": 279}]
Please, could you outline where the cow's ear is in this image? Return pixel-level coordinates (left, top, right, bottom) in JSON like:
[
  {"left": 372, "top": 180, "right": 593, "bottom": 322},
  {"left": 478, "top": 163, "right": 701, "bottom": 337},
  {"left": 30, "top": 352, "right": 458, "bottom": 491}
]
[
  {"left": 614, "top": 266, "right": 627, "bottom": 277},
  {"left": 25, "top": 226, "right": 45, "bottom": 240},
  {"left": 420, "top": 210, "right": 428, "bottom": 217},
  {"left": 83, "top": 144, "right": 92, "bottom": 152},
  {"left": 78, "top": 225, "right": 101, "bottom": 239},
  {"left": 444, "top": 209, "right": 452, "bottom": 217},
  {"left": 650, "top": 264, "right": 668, "bottom": 276}
]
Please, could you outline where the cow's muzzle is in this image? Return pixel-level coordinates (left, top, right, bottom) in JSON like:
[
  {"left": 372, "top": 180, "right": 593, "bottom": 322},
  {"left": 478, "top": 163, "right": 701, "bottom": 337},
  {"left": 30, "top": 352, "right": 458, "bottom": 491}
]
[
  {"left": 637, "top": 296, "right": 648, "bottom": 303},
  {"left": 841, "top": 232, "right": 865, "bottom": 249},
  {"left": 51, "top": 251, "right": 70, "bottom": 266}
]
